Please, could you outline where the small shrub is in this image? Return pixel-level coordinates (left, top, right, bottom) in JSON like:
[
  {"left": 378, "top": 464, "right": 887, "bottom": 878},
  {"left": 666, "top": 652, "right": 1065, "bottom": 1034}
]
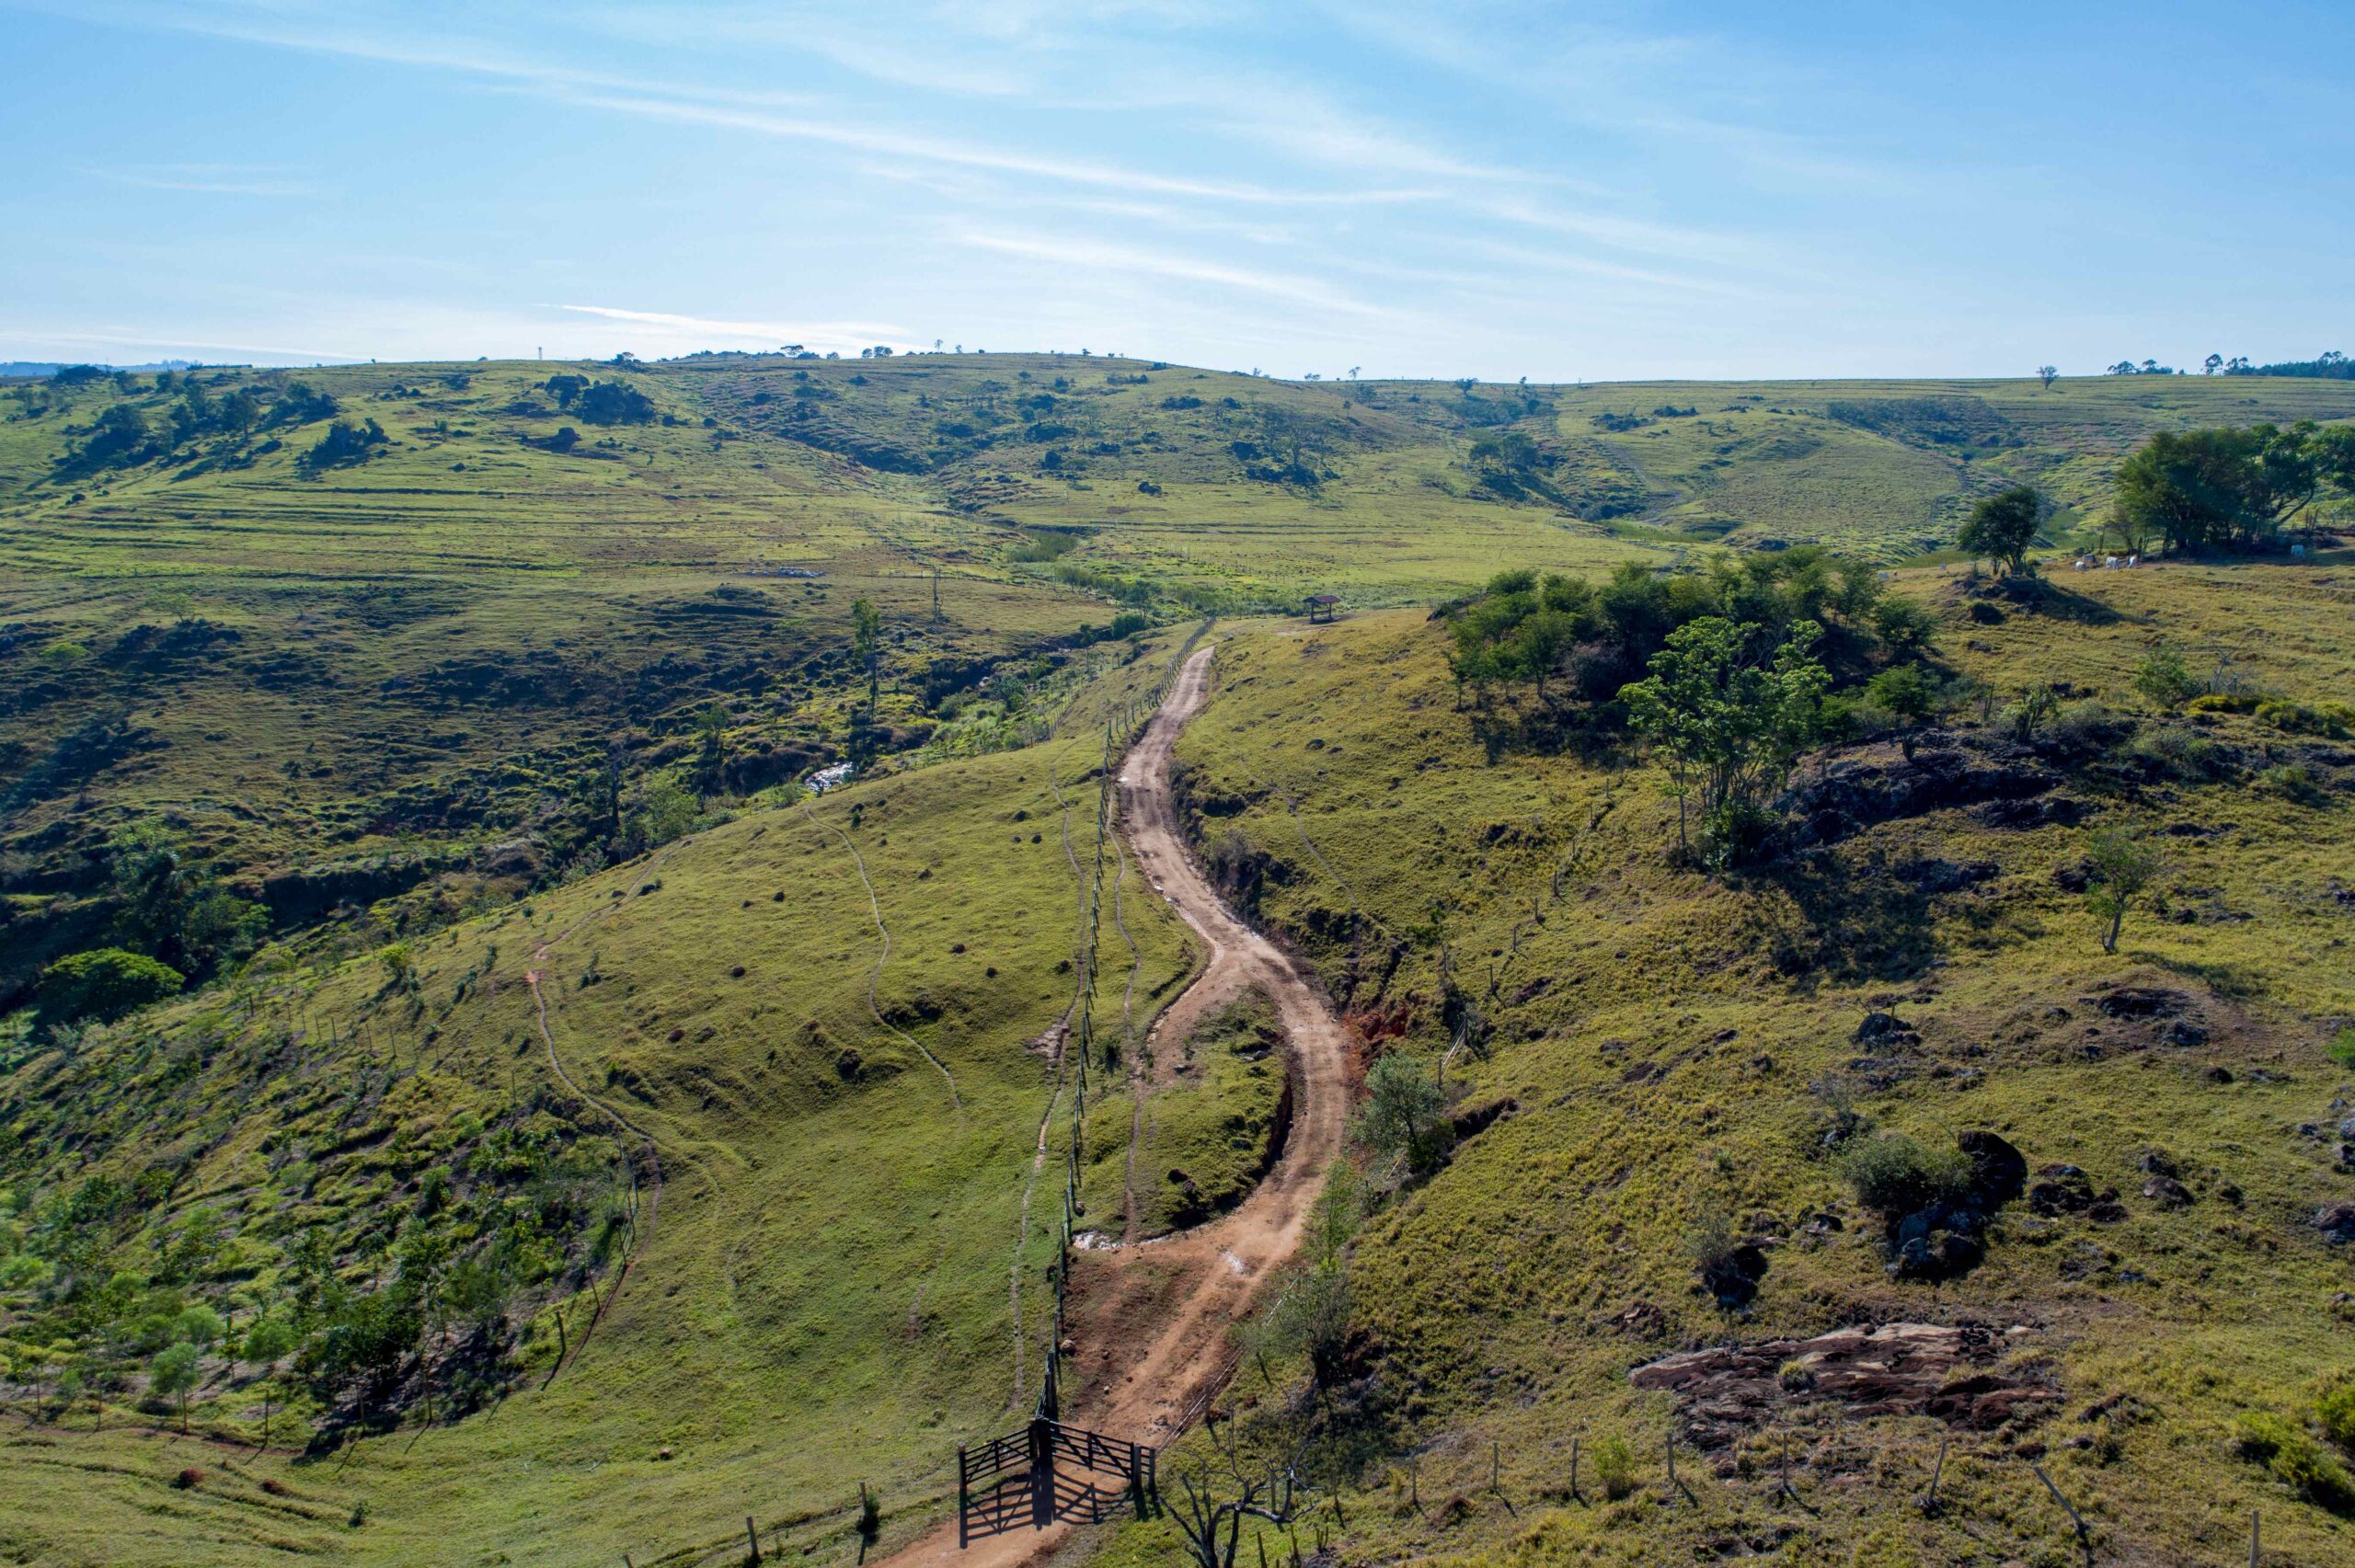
[
  {"left": 2002, "top": 682, "right": 2061, "bottom": 742},
  {"left": 2126, "top": 725, "right": 2228, "bottom": 781},
  {"left": 2330, "top": 1027, "right": 2355, "bottom": 1070},
  {"left": 174, "top": 1467, "right": 203, "bottom": 1490},
  {"left": 2318, "top": 1376, "right": 2355, "bottom": 1450},
  {"left": 2046, "top": 699, "right": 2123, "bottom": 756},
  {"left": 2186, "top": 692, "right": 2259, "bottom": 715},
  {"left": 2132, "top": 645, "right": 2200, "bottom": 710},
  {"left": 349, "top": 1499, "right": 371, "bottom": 1528},
  {"left": 1839, "top": 1133, "right": 1970, "bottom": 1219},
  {"left": 2235, "top": 1412, "right": 2355, "bottom": 1512},
  {"left": 2260, "top": 762, "right": 2326, "bottom": 803},
  {"left": 2257, "top": 699, "right": 2355, "bottom": 739},
  {"left": 1591, "top": 1435, "right": 1637, "bottom": 1500}
]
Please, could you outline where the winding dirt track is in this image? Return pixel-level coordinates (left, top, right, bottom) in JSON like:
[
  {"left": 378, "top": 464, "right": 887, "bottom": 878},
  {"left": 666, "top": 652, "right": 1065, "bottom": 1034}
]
[{"left": 878, "top": 645, "right": 1355, "bottom": 1568}]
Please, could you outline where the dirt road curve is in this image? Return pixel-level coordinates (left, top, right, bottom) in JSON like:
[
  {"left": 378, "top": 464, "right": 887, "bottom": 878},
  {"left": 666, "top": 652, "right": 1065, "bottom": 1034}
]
[{"left": 877, "top": 644, "right": 1354, "bottom": 1568}]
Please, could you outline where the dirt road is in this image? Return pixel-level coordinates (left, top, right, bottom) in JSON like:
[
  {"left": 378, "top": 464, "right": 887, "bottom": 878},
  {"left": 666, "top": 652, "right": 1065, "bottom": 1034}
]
[{"left": 876, "top": 643, "right": 1355, "bottom": 1568}]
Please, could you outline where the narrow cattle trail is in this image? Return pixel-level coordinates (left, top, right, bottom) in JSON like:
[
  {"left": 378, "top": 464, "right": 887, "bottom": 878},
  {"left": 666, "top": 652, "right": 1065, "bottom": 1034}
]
[
  {"left": 801, "top": 799, "right": 963, "bottom": 1120},
  {"left": 877, "top": 646, "right": 1356, "bottom": 1568},
  {"left": 522, "top": 845, "right": 682, "bottom": 1376}
]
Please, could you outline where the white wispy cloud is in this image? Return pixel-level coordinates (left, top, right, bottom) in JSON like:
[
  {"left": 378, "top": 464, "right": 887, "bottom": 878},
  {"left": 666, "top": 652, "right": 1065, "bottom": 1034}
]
[
  {"left": 549, "top": 87, "right": 1424, "bottom": 206},
  {"left": 47, "top": 2, "right": 1426, "bottom": 207},
  {"left": 950, "top": 229, "right": 1395, "bottom": 317},
  {"left": 0, "top": 325, "right": 354, "bottom": 360},
  {"left": 551, "top": 304, "right": 909, "bottom": 351}
]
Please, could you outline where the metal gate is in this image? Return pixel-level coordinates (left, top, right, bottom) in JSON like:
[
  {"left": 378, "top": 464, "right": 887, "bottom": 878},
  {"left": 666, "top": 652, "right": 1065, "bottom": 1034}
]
[{"left": 956, "top": 1418, "right": 1156, "bottom": 1547}]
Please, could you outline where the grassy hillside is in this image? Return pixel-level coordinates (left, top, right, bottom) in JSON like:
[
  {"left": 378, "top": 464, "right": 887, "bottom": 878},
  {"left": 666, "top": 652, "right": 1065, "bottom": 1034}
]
[
  {"left": 1092, "top": 560, "right": 2355, "bottom": 1566},
  {"left": 7, "top": 357, "right": 2346, "bottom": 997},
  {"left": 0, "top": 695, "right": 1229, "bottom": 1564},
  {"left": 5, "top": 353, "right": 2354, "bottom": 1567}
]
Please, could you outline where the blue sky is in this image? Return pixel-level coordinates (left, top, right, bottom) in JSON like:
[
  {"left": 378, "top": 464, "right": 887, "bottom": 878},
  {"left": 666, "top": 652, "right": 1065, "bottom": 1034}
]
[{"left": 4, "top": 1, "right": 2349, "bottom": 379}]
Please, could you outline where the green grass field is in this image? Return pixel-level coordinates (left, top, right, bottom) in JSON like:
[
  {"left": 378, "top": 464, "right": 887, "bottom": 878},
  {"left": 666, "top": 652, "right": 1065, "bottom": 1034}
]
[
  {"left": 4, "top": 355, "right": 2353, "bottom": 1567},
  {"left": 1088, "top": 564, "right": 2355, "bottom": 1566}
]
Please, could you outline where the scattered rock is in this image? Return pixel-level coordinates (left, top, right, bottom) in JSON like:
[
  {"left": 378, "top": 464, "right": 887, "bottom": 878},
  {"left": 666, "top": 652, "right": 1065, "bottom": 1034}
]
[
  {"left": 1978, "top": 794, "right": 2086, "bottom": 830},
  {"left": 2160, "top": 1021, "right": 2208, "bottom": 1047},
  {"left": 2088, "top": 985, "right": 2190, "bottom": 1020},
  {"left": 1700, "top": 1242, "right": 1771, "bottom": 1308},
  {"left": 2317, "top": 1203, "right": 2355, "bottom": 1245},
  {"left": 2142, "top": 1176, "right": 2194, "bottom": 1208},
  {"left": 1960, "top": 1129, "right": 2028, "bottom": 1207},
  {"left": 1629, "top": 1323, "right": 2057, "bottom": 1448},
  {"left": 2028, "top": 1165, "right": 2114, "bottom": 1217},
  {"left": 1604, "top": 1300, "right": 1667, "bottom": 1338},
  {"left": 1889, "top": 1230, "right": 1982, "bottom": 1279},
  {"left": 1786, "top": 749, "right": 2061, "bottom": 846},
  {"left": 1855, "top": 1011, "right": 1919, "bottom": 1047}
]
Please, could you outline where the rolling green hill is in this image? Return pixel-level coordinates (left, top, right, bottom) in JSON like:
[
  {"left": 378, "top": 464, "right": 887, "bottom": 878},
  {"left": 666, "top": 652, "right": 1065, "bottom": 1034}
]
[
  {"left": 3, "top": 353, "right": 2353, "bottom": 1567},
  {"left": 1095, "top": 564, "right": 2355, "bottom": 1568}
]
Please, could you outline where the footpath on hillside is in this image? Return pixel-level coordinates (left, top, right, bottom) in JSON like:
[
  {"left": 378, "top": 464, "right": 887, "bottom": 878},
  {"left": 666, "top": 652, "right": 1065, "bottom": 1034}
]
[{"left": 877, "top": 645, "right": 1355, "bottom": 1568}]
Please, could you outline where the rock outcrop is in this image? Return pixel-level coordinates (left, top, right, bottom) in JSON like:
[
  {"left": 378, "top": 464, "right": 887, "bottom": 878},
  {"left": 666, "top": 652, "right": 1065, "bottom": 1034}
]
[{"left": 1630, "top": 1322, "right": 2057, "bottom": 1448}]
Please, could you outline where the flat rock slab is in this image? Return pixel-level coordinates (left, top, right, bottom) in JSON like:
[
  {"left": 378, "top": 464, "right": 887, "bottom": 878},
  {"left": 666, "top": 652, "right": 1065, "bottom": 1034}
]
[{"left": 1629, "top": 1322, "right": 2057, "bottom": 1448}]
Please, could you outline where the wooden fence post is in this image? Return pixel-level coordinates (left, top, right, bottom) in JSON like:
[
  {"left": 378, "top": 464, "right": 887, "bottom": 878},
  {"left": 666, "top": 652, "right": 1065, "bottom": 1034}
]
[
  {"left": 1569, "top": 1436, "right": 1580, "bottom": 1502},
  {"left": 2250, "top": 1508, "right": 2260, "bottom": 1567},
  {"left": 744, "top": 1515, "right": 759, "bottom": 1563}
]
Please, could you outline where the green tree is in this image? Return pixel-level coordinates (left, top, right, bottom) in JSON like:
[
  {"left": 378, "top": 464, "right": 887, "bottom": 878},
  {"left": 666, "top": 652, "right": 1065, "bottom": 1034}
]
[
  {"left": 2115, "top": 423, "right": 2338, "bottom": 553},
  {"left": 38, "top": 947, "right": 183, "bottom": 1025},
  {"left": 575, "top": 380, "right": 655, "bottom": 425},
  {"left": 1865, "top": 664, "right": 1938, "bottom": 761},
  {"left": 243, "top": 1317, "right": 297, "bottom": 1448},
  {"left": 1353, "top": 1052, "right": 1452, "bottom": 1182},
  {"left": 626, "top": 778, "right": 699, "bottom": 849},
  {"left": 2132, "top": 644, "right": 2199, "bottom": 710},
  {"left": 172, "top": 1304, "right": 224, "bottom": 1349},
  {"left": 2085, "top": 825, "right": 2164, "bottom": 954},
  {"left": 1870, "top": 595, "right": 1938, "bottom": 659},
  {"left": 81, "top": 403, "right": 150, "bottom": 464},
  {"left": 378, "top": 942, "right": 417, "bottom": 992},
  {"left": 1511, "top": 608, "right": 1579, "bottom": 702},
  {"left": 851, "top": 597, "right": 884, "bottom": 738},
  {"left": 690, "top": 704, "right": 728, "bottom": 799},
  {"left": 1622, "top": 618, "right": 1831, "bottom": 868},
  {"left": 304, "top": 417, "right": 388, "bottom": 470},
  {"left": 1957, "top": 485, "right": 2047, "bottom": 575},
  {"left": 151, "top": 1341, "right": 201, "bottom": 1433}
]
